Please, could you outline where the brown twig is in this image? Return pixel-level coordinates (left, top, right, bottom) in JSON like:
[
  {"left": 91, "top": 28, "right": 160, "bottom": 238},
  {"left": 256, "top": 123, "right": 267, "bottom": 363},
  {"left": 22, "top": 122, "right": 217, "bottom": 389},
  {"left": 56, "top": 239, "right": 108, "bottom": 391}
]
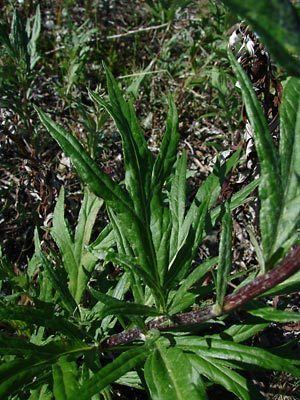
[
  {"left": 107, "top": 23, "right": 169, "bottom": 39},
  {"left": 102, "top": 246, "right": 300, "bottom": 349}
]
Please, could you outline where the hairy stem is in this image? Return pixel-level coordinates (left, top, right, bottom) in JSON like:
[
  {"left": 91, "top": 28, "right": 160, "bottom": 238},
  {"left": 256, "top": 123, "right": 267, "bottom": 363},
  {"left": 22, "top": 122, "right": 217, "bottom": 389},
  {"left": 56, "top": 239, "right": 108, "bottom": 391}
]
[{"left": 102, "top": 245, "right": 300, "bottom": 349}]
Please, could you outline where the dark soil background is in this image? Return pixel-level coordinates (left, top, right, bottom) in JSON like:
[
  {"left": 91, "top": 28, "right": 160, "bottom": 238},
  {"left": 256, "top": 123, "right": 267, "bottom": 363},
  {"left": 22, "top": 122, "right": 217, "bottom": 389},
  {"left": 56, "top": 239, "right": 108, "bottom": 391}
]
[{"left": 0, "top": 1, "right": 299, "bottom": 399}]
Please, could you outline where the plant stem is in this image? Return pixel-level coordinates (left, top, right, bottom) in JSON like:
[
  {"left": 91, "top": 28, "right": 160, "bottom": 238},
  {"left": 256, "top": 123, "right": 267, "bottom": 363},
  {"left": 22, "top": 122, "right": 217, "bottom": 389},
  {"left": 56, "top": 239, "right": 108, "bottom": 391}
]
[
  {"left": 101, "top": 245, "right": 300, "bottom": 349},
  {"left": 107, "top": 23, "right": 169, "bottom": 39}
]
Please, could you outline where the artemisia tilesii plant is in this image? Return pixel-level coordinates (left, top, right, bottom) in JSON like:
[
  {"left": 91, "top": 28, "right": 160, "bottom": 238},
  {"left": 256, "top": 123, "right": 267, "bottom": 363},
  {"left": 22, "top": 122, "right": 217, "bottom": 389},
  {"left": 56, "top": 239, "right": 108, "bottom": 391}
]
[
  {"left": 0, "top": 6, "right": 41, "bottom": 128},
  {"left": 0, "top": 0, "right": 299, "bottom": 399}
]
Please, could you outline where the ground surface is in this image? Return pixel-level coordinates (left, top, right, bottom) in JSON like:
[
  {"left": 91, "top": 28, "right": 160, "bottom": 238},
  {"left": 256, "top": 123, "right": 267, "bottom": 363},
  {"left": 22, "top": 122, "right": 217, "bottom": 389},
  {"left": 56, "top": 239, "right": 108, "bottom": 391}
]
[{"left": 0, "top": 1, "right": 299, "bottom": 399}]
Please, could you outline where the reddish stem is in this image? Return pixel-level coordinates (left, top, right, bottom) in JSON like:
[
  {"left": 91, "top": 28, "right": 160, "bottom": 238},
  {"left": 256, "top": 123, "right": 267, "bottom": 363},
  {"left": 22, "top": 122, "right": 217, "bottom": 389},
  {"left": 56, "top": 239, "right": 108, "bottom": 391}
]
[{"left": 102, "top": 246, "right": 300, "bottom": 349}]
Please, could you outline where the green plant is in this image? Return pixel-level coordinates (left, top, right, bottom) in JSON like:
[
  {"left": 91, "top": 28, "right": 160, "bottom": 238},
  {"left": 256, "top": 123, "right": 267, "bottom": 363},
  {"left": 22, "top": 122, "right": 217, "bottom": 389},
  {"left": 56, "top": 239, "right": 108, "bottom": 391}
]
[
  {"left": 222, "top": 0, "right": 300, "bottom": 76},
  {"left": 0, "top": 5, "right": 46, "bottom": 266},
  {"left": 56, "top": 21, "right": 97, "bottom": 97},
  {"left": 65, "top": 93, "right": 109, "bottom": 159},
  {"left": 182, "top": 2, "right": 241, "bottom": 131},
  {"left": 0, "top": 0, "right": 299, "bottom": 399},
  {"left": 0, "top": 55, "right": 298, "bottom": 398},
  {"left": 146, "top": 0, "right": 194, "bottom": 23},
  {"left": 0, "top": 5, "right": 41, "bottom": 124}
]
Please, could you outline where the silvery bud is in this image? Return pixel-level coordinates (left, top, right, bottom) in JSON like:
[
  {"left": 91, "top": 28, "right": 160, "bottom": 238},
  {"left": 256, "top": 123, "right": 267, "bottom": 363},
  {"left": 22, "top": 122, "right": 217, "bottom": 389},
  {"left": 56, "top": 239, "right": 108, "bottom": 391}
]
[
  {"left": 229, "top": 30, "right": 239, "bottom": 47},
  {"left": 246, "top": 37, "right": 255, "bottom": 56}
]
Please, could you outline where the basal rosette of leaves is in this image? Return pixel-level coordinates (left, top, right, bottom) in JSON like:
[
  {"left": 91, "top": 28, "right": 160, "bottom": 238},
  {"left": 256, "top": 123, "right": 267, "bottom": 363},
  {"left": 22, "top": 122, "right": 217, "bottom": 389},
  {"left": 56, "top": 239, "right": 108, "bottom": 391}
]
[{"left": 0, "top": 0, "right": 299, "bottom": 399}]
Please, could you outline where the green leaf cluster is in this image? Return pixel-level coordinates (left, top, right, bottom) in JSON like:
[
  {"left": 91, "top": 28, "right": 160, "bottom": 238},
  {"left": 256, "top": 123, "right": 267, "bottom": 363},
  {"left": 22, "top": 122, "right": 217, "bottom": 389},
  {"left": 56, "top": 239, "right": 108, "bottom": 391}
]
[{"left": 1, "top": 1, "right": 299, "bottom": 397}]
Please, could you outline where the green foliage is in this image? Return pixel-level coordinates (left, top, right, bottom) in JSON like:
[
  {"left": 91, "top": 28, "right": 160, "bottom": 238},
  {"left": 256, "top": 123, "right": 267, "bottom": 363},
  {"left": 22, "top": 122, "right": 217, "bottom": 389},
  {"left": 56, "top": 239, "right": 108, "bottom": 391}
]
[
  {"left": 146, "top": 0, "right": 194, "bottom": 23},
  {"left": 52, "top": 357, "right": 79, "bottom": 400},
  {"left": 190, "top": 353, "right": 253, "bottom": 400},
  {"left": 228, "top": 51, "right": 282, "bottom": 265},
  {"left": 1, "top": 2, "right": 299, "bottom": 399},
  {"left": 272, "top": 77, "right": 300, "bottom": 255},
  {"left": 0, "top": 5, "right": 41, "bottom": 75},
  {"left": 145, "top": 345, "right": 206, "bottom": 399},
  {"left": 245, "top": 303, "right": 300, "bottom": 323},
  {"left": 4, "top": 63, "right": 290, "bottom": 399},
  {"left": 216, "top": 202, "right": 232, "bottom": 308},
  {"left": 222, "top": 0, "right": 300, "bottom": 76},
  {"left": 229, "top": 52, "right": 300, "bottom": 267},
  {"left": 1, "top": 65, "right": 299, "bottom": 397},
  {"left": 175, "top": 336, "right": 300, "bottom": 377},
  {"left": 56, "top": 21, "right": 96, "bottom": 96},
  {"left": 36, "top": 68, "right": 258, "bottom": 314},
  {"left": 0, "top": 5, "right": 40, "bottom": 117},
  {"left": 51, "top": 187, "right": 103, "bottom": 303},
  {"left": 75, "top": 347, "right": 149, "bottom": 400}
]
